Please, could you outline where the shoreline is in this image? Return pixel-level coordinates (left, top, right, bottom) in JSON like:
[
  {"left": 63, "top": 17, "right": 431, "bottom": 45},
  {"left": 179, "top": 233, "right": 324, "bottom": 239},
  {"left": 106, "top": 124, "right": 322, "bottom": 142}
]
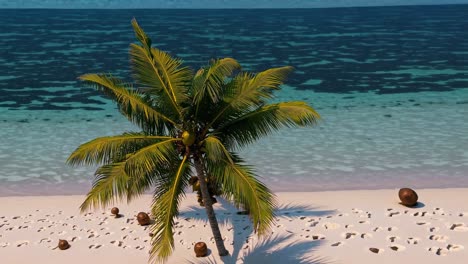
[
  {"left": 1, "top": 188, "right": 467, "bottom": 263},
  {"left": 2, "top": 178, "right": 468, "bottom": 197}
]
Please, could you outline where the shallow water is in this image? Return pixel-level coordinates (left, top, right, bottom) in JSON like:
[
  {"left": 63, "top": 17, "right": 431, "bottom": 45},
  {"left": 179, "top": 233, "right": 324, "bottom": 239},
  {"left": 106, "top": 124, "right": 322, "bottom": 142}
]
[{"left": 0, "top": 6, "right": 467, "bottom": 195}]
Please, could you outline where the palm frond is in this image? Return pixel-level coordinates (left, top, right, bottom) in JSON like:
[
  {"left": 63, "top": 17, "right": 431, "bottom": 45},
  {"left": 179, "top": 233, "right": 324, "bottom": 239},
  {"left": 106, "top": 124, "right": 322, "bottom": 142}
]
[
  {"left": 207, "top": 156, "right": 276, "bottom": 236},
  {"left": 79, "top": 162, "right": 130, "bottom": 212},
  {"left": 67, "top": 133, "right": 173, "bottom": 166},
  {"left": 125, "top": 154, "right": 179, "bottom": 204},
  {"left": 124, "top": 138, "right": 179, "bottom": 180},
  {"left": 131, "top": 19, "right": 192, "bottom": 118},
  {"left": 203, "top": 66, "right": 293, "bottom": 133},
  {"left": 202, "top": 137, "right": 276, "bottom": 235},
  {"left": 202, "top": 135, "right": 233, "bottom": 163},
  {"left": 149, "top": 154, "right": 192, "bottom": 263},
  {"left": 215, "top": 101, "right": 320, "bottom": 149},
  {"left": 131, "top": 17, "right": 152, "bottom": 52},
  {"left": 240, "top": 66, "right": 294, "bottom": 102},
  {"left": 224, "top": 66, "right": 293, "bottom": 110},
  {"left": 118, "top": 138, "right": 180, "bottom": 203},
  {"left": 192, "top": 58, "right": 241, "bottom": 105},
  {"left": 77, "top": 138, "right": 181, "bottom": 211},
  {"left": 79, "top": 74, "right": 180, "bottom": 133}
]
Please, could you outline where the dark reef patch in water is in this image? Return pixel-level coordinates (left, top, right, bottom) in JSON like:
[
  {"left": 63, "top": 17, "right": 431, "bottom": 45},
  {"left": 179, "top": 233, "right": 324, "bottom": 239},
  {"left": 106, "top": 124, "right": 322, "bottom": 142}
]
[{"left": 0, "top": 6, "right": 467, "bottom": 110}]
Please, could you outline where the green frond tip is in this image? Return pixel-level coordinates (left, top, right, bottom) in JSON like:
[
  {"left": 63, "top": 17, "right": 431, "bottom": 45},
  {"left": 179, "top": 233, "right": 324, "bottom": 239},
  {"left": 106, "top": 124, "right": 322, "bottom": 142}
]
[
  {"left": 193, "top": 57, "right": 241, "bottom": 105},
  {"left": 78, "top": 73, "right": 180, "bottom": 132},
  {"left": 66, "top": 134, "right": 173, "bottom": 167},
  {"left": 129, "top": 29, "right": 192, "bottom": 116},
  {"left": 79, "top": 162, "right": 130, "bottom": 213},
  {"left": 224, "top": 66, "right": 294, "bottom": 109},
  {"left": 131, "top": 18, "right": 152, "bottom": 51},
  {"left": 273, "top": 101, "right": 321, "bottom": 126},
  {"left": 204, "top": 65, "right": 295, "bottom": 131},
  {"left": 249, "top": 66, "right": 294, "bottom": 91},
  {"left": 203, "top": 138, "right": 277, "bottom": 235},
  {"left": 149, "top": 154, "right": 191, "bottom": 263},
  {"left": 214, "top": 101, "right": 320, "bottom": 149},
  {"left": 208, "top": 158, "right": 277, "bottom": 236}
]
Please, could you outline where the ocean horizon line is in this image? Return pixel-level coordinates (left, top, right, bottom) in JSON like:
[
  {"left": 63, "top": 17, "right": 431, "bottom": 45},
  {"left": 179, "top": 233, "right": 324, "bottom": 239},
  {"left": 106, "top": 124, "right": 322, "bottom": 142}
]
[{"left": 1, "top": 3, "right": 468, "bottom": 10}]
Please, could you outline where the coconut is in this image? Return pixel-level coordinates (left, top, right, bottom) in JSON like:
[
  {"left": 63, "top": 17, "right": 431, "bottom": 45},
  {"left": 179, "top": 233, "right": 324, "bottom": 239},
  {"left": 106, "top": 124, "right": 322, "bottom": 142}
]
[
  {"left": 194, "top": 241, "right": 208, "bottom": 257},
  {"left": 137, "top": 212, "right": 150, "bottom": 226},
  {"left": 197, "top": 196, "right": 204, "bottom": 206},
  {"left": 58, "top": 239, "right": 70, "bottom": 250},
  {"left": 192, "top": 181, "right": 200, "bottom": 192},
  {"left": 398, "top": 188, "right": 418, "bottom": 207},
  {"left": 182, "top": 131, "right": 196, "bottom": 146},
  {"left": 189, "top": 176, "right": 198, "bottom": 185},
  {"left": 111, "top": 207, "right": 119, "bottom": 216}
]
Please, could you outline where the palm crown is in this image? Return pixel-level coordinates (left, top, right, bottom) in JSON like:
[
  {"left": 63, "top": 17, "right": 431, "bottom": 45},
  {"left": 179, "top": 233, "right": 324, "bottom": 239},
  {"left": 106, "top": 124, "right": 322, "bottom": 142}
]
[{"left": 67, "top": 18, "right": 320, "bottom": 263}]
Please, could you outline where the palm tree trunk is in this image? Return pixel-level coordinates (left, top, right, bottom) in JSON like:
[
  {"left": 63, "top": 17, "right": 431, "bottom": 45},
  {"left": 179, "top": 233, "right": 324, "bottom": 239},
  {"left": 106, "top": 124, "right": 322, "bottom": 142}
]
[{"left": 194, "top": 157, "right": 229, "bottom": 256}]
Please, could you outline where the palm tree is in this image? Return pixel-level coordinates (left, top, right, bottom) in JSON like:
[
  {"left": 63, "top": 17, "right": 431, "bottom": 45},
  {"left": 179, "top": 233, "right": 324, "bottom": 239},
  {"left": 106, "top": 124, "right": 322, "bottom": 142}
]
[{"left": 67, "top": 19, "right": 320, "bottom": 263}]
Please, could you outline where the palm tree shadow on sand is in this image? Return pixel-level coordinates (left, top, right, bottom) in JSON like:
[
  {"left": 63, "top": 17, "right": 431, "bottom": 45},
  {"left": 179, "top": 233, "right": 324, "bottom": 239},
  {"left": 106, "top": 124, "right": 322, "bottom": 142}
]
[
  {"left": 274, "top": 203, "right": 337, "bottom": 218},
  {"left": 240, "top": 233, "right": 333, "bottom": 264},
  {"left": 182, "top": 198, "right": 336, "bottom": 264},
  {"left": 187, "top": 234, "right": 332, "bottom": 264}
]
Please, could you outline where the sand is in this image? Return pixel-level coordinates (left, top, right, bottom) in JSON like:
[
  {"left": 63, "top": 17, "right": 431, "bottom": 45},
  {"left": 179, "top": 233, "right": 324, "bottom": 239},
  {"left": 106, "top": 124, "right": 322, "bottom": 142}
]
[{"left": 1, "top": 189, "right": 467, "bottom": 264}]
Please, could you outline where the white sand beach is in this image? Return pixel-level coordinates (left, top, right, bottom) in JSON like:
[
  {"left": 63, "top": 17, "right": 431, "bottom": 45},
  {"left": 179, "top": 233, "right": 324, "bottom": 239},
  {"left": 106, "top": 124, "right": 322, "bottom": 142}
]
[{"left": 1, "top": 189, "right": 468, "bottom": 264}]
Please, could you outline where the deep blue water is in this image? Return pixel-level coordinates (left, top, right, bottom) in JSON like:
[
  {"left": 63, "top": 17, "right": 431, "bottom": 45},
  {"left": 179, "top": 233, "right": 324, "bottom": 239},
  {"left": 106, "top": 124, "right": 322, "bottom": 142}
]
[
  {"left": 0, "top": 6, "right": 467, "bottom": 195},
  {"left": 1, "top": 6, "right": 467, "bottom": 111}
]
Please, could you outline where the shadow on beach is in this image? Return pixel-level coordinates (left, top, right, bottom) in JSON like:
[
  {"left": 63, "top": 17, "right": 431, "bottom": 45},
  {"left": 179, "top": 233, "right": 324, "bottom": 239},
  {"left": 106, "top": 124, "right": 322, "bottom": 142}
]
[
  {"left": 399, "top": 201, "right": 425, "bottom": 208},
  {"left": 182, "top": 198, "right": 335, "bottom": 264},
  {"left": 188, "top": 233, "right": 331, "bottom": 264}
]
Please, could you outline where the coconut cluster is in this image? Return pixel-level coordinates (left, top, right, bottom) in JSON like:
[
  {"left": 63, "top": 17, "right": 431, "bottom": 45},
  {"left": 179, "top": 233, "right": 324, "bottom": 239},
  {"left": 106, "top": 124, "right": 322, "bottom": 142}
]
[
  {"left": 175, "top": 129, "right": 200, "bottom": 156},
  {"left": 189, "top": 176, "right": 222, "bottom": 206},
  {"left": 174, "top": 129, "right": 222, "bottom": 206}
]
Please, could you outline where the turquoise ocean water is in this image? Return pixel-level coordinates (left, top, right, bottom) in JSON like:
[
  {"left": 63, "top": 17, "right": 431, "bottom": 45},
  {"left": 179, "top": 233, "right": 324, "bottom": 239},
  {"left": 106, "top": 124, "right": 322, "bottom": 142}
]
[{"left": 0, "top": 6, "right": 467, "bottom": 196}]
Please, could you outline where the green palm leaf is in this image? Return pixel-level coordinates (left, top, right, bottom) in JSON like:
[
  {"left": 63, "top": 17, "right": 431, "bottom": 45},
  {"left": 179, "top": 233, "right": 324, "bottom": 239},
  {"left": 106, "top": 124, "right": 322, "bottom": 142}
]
[
  {"left": 80, "top": 161, "right": 169, "bottom": 213},
  {"left": 125, "top": 155, "right": 178, "bottom": 204},
  {"left": 131, "top": 19, "right": 192, "bottom": 118},
  {"left": 204, "top": 66, "right": 293, "bottom": 133},
  {"left": 206, "top": 154, "right": 276, "bottom": 236},
  {"left": 79, "top": 162, "right": 130, "bottom": 212},
  {"left": 124, "top": 138, "right": 179, "bottom": 180},
  {"left": 239, "top": 66, "right": 294, "bottom": 103},
  {"left": 67, "top": 133, "right": 173, "bottom": 166},
  {"left": 215, "top": 101, "right": 320, "bottom": 149},
  {"left": 79, "top": 74, "right": 180, "bottom": 133},
  {"left": 149, "top": 154, "right": 191, "bottom": 263},
  {"left": 76, "top": 138, "right": 181, "bottom": 210},
  {"left": 226, "top": 66, "right": 293, "bottom": 108},
  {"left": 202, "top": 135, "right": 233, "bottom": 163},
  {"left": 192, "top": 58, "right": 241, "bottom": 105},
  {"left": 202, "top": 136, "right": 275, "bottom": 235}
]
